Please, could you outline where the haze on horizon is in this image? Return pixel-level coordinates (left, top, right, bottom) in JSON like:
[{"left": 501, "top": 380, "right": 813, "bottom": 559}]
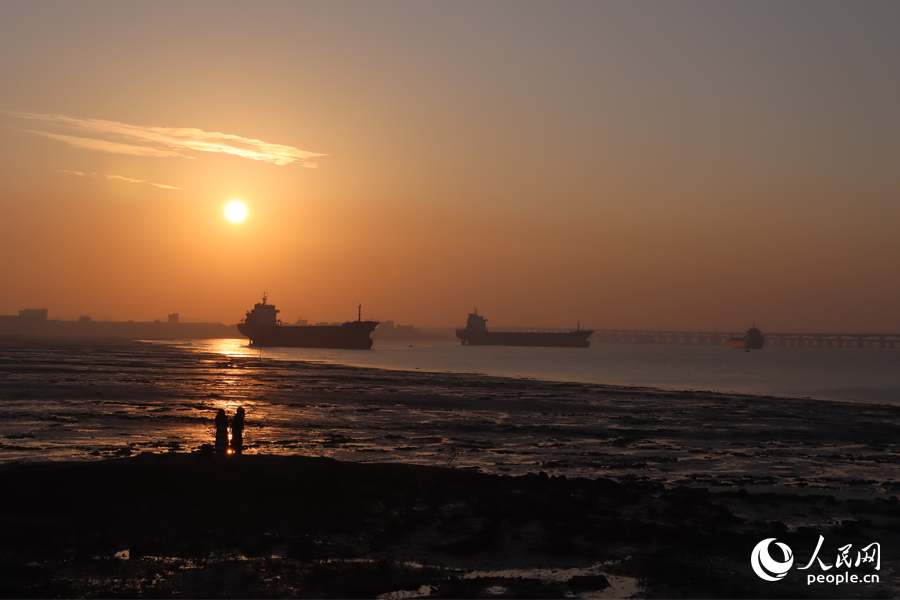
[{"left": 1, "top": 1, "right": 898, "bottom": 332}]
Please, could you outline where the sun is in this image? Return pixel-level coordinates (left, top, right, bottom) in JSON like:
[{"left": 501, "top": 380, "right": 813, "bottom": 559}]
[{"left": 224, "top": 200, "right": 247, "bottom": 223}]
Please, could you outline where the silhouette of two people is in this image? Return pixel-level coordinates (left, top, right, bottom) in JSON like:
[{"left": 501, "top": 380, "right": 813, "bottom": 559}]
[
  {"left": 214, "top": 407, "right": 246, "bottom": 456},
  {"left": 231, "top": 407, "right": 245, "bottom": 455}
]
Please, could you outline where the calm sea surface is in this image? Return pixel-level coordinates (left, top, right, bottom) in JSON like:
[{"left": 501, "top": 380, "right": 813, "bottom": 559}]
[{"left": 183, "top": 339, "right": 900, "bottom": 405}]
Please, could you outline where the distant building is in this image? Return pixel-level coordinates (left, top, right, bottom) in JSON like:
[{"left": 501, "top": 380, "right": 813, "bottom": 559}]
[
  {"left": 0, "top": 307, "right": 240, "bottom": 339},
  {"left": 294, "top": 318, "right": 308, "bottom": 326}
]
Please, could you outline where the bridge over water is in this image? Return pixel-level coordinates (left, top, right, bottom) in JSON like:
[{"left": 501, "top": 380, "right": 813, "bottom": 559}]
[{"left": 589, "top": 329, "right": 900, "bottom": 349}]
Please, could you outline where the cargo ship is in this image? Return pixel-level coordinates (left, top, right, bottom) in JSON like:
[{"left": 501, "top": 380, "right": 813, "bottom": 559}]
[
  {"left": 730, "top": 324, "right": 765, "bottom": 350},
  {"left": 237, "top": 295, "right": 379, "bottom": 349},
  {"left": 456, "top": 309, "right": 593, "bottom": 348}
]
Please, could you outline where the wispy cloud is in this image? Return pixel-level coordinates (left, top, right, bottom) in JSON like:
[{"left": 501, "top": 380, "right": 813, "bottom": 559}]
[
  {"left": 60, "top": 169, "right": 180, "bottom": 190},
  {"left": 105, "top": 174, "right": 146, "bottom": 184},
  {"left": 13, "top": 112, "right": 326, "bottom": 167},
  {"left": 33, "top": 130, "right": 184, "bottom": 158}
]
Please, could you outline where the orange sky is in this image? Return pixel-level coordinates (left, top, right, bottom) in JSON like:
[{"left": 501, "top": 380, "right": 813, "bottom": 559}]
[{"left": 1, "top": 2, "right": 899, "bottom": 331}]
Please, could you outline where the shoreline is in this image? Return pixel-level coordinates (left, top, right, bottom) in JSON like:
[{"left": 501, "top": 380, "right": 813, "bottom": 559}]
[
  {"left": 165, "top": 337, "right": 900, "bottom": 407},
  {"left": 199, "top": 342, "right": 867, "bottom": 405},
  {"left": 5, "top": 334, "right": 897, "bottom": 406}
]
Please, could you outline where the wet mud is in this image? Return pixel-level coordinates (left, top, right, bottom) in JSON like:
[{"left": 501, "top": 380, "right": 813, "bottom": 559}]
[{"left": 1, "top": 454, "right": 898, "bottom": 598}]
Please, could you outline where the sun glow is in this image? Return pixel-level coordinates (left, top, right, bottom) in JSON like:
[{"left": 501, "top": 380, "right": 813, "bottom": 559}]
[{"left": 225, "top": 200, "right": 247, "bottom": 223}]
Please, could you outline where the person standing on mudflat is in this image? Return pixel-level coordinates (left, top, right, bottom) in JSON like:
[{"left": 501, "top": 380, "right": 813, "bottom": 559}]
[
  {"left": 214, "top": 409, "right": 229, "bottom": 455},
  {"left": 231, "top": 407, "right": 245, "bottom": 455}
]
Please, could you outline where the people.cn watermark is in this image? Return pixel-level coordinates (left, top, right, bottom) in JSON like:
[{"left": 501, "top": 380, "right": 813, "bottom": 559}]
[{"left": 751, "top": 536, "right": 881, "bottom": 586}]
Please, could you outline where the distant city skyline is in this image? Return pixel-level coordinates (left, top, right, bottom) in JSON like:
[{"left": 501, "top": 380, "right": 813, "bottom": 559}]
[{"left": 2, "top": 1, "right": 899, "bottom": 331}]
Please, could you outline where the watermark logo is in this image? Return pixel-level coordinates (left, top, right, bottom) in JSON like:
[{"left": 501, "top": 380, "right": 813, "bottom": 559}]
[
  {"left": 751, "top": 538, "right": 794, "bottom": 581},
  {"left": 751, "top": 535, "right": 881, "bottom": 586}
]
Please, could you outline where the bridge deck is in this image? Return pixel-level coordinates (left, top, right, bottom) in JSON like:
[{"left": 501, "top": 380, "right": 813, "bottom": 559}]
[{"left": 589, "top": 330, "right": 900, "bottom": 348}]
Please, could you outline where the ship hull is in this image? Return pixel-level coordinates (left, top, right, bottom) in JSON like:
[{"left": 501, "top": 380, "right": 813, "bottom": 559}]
[
  {"left": 730, "top": 338, "right": 764, "bottom": 350},
  {"left": 456, "top": 329, "right": 592, "bottom": 348},
  {"left": 238, "top": 321, "right": 378, "bottom": 349}
]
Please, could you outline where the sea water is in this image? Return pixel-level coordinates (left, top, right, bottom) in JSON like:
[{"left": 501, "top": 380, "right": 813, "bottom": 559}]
[{"left": 185, "top": 338, "right": 900, "bottom": 405}]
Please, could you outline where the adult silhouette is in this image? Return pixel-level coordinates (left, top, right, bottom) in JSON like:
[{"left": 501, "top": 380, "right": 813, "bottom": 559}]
[
  {"left": 214, "top": 409, "right": 229, "bottom": 455},
  {"left": 231, "top": 407, "right": 245, "bottom": 455}
]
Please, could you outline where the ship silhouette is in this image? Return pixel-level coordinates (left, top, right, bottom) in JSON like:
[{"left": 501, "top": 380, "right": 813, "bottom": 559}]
[
  {"left": 456, "top": 309, "right": 592, "bottom": 348},
  {"left": 237, "top": 294, "right": 378, "bottom": 349},
  {"left": 729, "top": 324, "right": 765, "bottom": 350}
]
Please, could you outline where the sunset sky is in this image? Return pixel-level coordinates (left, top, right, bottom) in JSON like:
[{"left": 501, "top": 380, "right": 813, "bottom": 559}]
[{"left": 1, "top": 1, "right": 898, "bottom": 331}]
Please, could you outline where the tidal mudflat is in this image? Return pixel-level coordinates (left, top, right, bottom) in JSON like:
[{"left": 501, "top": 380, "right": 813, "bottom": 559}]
[{"left": 0, "top": 339, "right": 898, "bottom": 598}]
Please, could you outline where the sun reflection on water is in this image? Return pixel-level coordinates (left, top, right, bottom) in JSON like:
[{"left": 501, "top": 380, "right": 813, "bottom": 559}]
[{"left": 204, "top": 338, "right": 256, "bottom": 358}]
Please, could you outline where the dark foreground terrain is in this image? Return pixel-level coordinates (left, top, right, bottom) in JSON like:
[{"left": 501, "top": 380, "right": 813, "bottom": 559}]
[{"left": 0, "top": 452, "right": 897, "bottom": 598}]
